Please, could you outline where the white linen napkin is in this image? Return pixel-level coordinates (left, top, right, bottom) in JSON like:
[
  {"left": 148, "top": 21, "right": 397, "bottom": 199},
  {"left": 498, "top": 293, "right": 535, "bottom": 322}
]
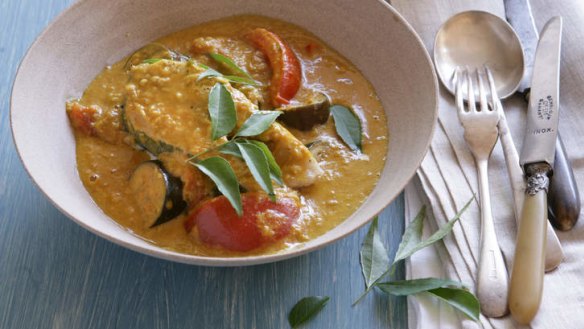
[{"left": 391, "top": 0, "right": 584, "bottom": 328}]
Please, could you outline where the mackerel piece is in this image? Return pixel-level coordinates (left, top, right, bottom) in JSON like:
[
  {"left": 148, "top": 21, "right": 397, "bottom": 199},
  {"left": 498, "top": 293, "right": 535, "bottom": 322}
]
[{"left": 509, "top": 16, "right": 563, "bottom": 325}]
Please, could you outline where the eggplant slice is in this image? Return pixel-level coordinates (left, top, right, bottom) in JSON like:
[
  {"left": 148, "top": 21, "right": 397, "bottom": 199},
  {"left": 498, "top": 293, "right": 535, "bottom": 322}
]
[
  {"left": 278, "top": 92, "right": 330, "bottom": 131},
  {"left": 129, "top": 160, "right": 187, "bottom": 227}
]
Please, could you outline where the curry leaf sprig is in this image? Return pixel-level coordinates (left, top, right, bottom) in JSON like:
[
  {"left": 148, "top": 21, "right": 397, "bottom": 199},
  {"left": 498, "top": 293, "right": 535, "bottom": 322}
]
[
  {"left": 198, "top": 52, "right": 260, "bottom": 86},
  {"left": 143, "top": 52, "right": 259, "bottom": 86},
  {"left": 286, "top": 201, "right": 477, "bottom": 328},
  {"left": 188, "top": 82, "right": 282, "bottom": 215},
  {"left": 354, "top": 199, "right": 480, "bottom": 322}
]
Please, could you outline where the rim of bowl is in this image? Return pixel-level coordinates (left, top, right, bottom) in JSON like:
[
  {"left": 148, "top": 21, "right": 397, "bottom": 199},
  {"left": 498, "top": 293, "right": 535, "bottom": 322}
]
[{"left": 10, "top": 0, "right": 438, "bottom": 266}]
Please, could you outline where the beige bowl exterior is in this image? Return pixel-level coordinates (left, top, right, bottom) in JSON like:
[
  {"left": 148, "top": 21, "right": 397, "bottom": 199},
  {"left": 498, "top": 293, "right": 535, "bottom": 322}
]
[{"left": 11, "top": 0, "right": 437, "bottom": 266}]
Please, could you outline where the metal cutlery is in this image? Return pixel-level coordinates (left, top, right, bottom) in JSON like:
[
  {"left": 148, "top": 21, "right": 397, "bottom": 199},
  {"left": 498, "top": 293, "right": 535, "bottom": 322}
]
[
  {"left": 505, "top": 0, "right": 580, "bottom": 231},
  {"left": 434, "top": 10, "right": 564, "bottom": 273},
  {"left": 455, "top": 66, "right": 509, "bottom": 317},
  {"left": 509, "top": 16, "right": 563, "bottom": 324}
]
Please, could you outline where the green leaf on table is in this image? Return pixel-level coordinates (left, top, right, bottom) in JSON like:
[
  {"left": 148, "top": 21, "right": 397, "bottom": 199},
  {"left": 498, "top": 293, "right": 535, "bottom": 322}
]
[
  {"left": 192, "top": 156, "right": 242, "bottom": 216},
  {"left": 234, "top": 111, "right": 282, "bottom": 137},
  {"left": 428, "top": 287, "right": 480, "bottom": 322},
  {"left": 208, "top": 83, "right": 237, "bottom": 140},
  {"left": 360, "top": 216, "right": 390, "bottom": 289},
  {"left": 376, "top": 278, "right": 468, "bottom": 295},
  {"left": 288, "top": 296, "right": 330, "bottom": 328},
  {"left": 376, "top": 278, "right": 479, "bottom": 321},
  {"left": 353, "top": 216, "right": 391, "bottom": 305},
  {"left": 392, "top": 205, "right": 426, "bottom": 266},
  {"left": 247, "top": 140, "right": 283, "bottom": 186},
  {"left": 236, "top": 141, "right": 275, "bottom": 201},
  {"left": 353, "top": 198, "right": 473, "bottom": 306},
  {"left": 209, "top": 52, "right": 255, "bottom": 81},
  {"left": 393, "top": 197, "right": 472, "bottom": 266},
  {"left": 331, "top": 105, "right": 362, "bottom": 153}
]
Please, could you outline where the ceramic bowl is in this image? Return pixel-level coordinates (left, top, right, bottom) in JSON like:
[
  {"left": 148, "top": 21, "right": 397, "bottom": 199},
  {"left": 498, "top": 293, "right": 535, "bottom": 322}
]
[{"left": 11, "top": 0, "right": 437, "bottom": 266}]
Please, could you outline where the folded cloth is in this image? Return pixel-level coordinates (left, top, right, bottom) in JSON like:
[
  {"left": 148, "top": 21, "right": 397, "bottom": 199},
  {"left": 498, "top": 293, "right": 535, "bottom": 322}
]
[{"left": 392, "top": 0, "right": 584, "bottom": 328}]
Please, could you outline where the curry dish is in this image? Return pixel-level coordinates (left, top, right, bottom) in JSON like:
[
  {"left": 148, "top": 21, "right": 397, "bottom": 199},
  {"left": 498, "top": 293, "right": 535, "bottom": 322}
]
[{"left": 66, "top": 15, "right": 388, "bottom": 257}]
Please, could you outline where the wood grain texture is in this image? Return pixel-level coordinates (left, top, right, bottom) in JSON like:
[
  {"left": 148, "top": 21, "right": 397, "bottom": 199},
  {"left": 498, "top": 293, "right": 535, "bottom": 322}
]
[{"left": 0, "top": 1, "right": 407, "bottom": 328}]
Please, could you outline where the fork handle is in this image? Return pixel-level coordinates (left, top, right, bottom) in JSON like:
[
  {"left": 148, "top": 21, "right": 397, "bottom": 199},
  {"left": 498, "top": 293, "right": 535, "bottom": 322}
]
[
  {"left": 509, "top": 165, "right": 549, "bottom": 325},
  {"left": 476, "top": 160, "right": 509, "bottom": 317}
]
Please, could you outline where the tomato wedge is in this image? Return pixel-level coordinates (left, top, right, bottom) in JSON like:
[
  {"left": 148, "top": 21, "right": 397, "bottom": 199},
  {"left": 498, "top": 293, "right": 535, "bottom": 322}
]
[
  {"left": 247, "top": 28, "right": 302, "bottom": 107},
  {"left": 185, "top": 193, "right": 300, "bottom": 251},
  {"left": 66, "top": 102, "right": 100, "bottom": 136}
]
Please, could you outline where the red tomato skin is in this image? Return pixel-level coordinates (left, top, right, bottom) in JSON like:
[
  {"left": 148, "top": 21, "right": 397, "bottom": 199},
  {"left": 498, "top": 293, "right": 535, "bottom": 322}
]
[
  {"left": 66, "top": 102, "right": 98, "bottom": 136},
  {"left": 247, "top": 28, "right": 302, "bottom": 107},
  {"left": 185, "top": 193, "right": 300, "bottom": 252}
]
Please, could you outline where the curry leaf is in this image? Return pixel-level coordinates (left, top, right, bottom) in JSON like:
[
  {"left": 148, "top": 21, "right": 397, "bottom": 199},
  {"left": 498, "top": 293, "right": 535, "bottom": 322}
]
[
  {"left": 236, "top": 142, "right": 275, "bottom": 201},
  {"left": 198, "top": 65, "right": 258, "bottom": 86},
  {"left": 360, "top": 217, "right": 390, "bottom": 289},
  {"left": 208, "top": 83, "right": 237, "bottom": 140},
  {"left": 376, "top": 279, "right": 480, "bottom": 321},
  {"left": 192, "top": 157, "right": 242, "bottom": 216},
  {"left": 352, "top": 216, "right": 391, "bottom": 306},
  {"left": 392, "top": 206, "right": 426, "bottom": 266},
  {"left": 218, "top": 141, "right": 242, "bottom": 158},
  {"left": 428, "top": 287, "right": 480, "bottom": 321},
  {"left": 393, "top": 198, "right": 472, "bottom": 266},
  {"left": 234, "top": 111, "right": 282, "bottom": 137},
  {"left": 209, "top": 53, "right": 255, "bottom": 81},
  {"left": 222, "top": 75, "right": 260, "bottom": 86},
  {"left": 354, "top": 198, "right": 474, "bottom": 307},
  {"left": 248, "top": 140, "right": 284, "bottom": 186},
  {"left": 198, "top": 67, "right": 223, "bottom": 81},
  {"left": 331, "top": 105, "right": 362, "bottom": 153},
  {"left": 376, "top": 278, "right": 468, "bottom": 295},
  {"left": 142, "top": 58, "right": 162, "bottom": 64},
  {"left": 288, "top": 296, "right": 330, "bottom": 328}
]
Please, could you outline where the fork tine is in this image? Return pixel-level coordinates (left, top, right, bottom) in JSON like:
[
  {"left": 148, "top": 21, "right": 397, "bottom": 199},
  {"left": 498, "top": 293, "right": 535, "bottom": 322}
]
[
  {"left": 477, "top": 68, "right": 489, "bottom": 112},
  {"left": 466, "top": 68, "right": 476, "bottom": 112},
  {"left": 484, "top": 66, "right": 499, "bottom": 112},
  {"left": 455, "top": 67, "right": 465, "bottom": 112}
]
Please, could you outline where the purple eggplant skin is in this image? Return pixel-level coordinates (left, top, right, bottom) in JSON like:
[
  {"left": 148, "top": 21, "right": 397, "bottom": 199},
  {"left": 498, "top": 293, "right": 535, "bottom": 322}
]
[
  {"left": 278, "top": 92, "right": 330, "bottom": 131},
  {"left": 129, "top": 160, "right": 187, "bottom": 228}
]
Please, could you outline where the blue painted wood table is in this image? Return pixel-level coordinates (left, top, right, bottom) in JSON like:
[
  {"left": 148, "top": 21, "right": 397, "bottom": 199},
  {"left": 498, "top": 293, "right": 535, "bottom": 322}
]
[{"left": 0, "top": 1, "right": 407, "bottom": 328}]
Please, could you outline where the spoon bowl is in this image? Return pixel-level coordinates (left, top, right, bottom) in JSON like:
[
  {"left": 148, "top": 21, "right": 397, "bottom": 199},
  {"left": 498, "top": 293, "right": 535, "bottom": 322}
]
[{"left": 434, "top": 10, "right": 524, "bottom": 99}]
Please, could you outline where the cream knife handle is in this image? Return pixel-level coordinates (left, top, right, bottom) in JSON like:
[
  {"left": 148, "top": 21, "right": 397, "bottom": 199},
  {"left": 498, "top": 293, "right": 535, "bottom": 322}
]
[
  {"left": 498, "top": 110, "right": 564, "bottom": 271},
  {"left": 509, "top": 173, "right": 548, "bottom": 324}
]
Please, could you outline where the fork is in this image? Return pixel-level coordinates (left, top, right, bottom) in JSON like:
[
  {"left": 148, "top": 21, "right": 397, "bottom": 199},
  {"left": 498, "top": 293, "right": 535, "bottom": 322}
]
[{"left": 455, "top": 66, "right": 509, "bottom": 317}]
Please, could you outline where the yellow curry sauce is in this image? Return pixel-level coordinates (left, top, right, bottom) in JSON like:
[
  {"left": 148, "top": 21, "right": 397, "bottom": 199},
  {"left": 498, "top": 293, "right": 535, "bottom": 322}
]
[{"left": 68, "top": 15, "right": 388, "bottom": 257}]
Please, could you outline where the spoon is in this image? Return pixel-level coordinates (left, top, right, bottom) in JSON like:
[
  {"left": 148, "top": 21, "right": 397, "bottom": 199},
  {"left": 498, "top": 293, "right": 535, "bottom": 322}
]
[{"left": 433, "top": 9, "right": 565, "bottom": 312}]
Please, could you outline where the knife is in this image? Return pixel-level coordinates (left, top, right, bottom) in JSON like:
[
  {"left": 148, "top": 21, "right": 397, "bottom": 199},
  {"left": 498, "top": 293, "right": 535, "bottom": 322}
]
[
  {"left": 509, "top": 16, "right": 562, "bottom": 325},
  {"left": 505, "top": 0, "right": 580, "bottom": 231}
]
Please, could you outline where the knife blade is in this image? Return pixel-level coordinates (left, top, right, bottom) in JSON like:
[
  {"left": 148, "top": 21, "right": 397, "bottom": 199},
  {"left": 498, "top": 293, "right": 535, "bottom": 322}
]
[
  {"left": 509, "top": 16, "right": 562, "bottom": 325},
  {"left": 504, "top": 0, "right": 580, "bottom": 230}
]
